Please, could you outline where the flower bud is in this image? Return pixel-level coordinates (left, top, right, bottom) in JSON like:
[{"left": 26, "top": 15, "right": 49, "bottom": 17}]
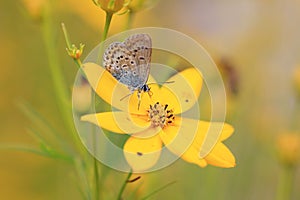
[
  {"left": 93, "top": 0, "right": 126, "bottom": 13},
  {"left": 67, "top": 43, "right": 85, "bottom": 60}
]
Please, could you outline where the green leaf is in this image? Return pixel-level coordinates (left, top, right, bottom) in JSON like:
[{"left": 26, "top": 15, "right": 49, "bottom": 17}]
[
  {"left": 0, "top": 144, "right": 72, "bottom": 162},
  {"left": 141, "top": 180, "right": 177, "bottom": 200},
  {"left": 17, "top": 101, "right": 73, "bottom": 154}
]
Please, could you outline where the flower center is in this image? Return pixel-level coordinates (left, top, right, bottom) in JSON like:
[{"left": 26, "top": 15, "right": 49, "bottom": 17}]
[{"left": 148, "top": 102, "right": 175, "bottom": 128}]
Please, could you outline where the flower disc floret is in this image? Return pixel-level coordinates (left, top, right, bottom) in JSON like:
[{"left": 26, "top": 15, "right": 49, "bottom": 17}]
[{"left": 148, "top": 102, "right": 175, "bottom": 128}]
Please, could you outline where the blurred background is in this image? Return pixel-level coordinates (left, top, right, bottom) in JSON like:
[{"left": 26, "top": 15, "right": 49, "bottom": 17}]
[{"left": 1, "top": 0, "right": 300, "bottom": 199}]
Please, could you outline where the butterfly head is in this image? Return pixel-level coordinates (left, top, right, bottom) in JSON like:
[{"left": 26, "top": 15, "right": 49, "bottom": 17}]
[{"left": 141, "top": 84, "right": 150, "bottom": 92}]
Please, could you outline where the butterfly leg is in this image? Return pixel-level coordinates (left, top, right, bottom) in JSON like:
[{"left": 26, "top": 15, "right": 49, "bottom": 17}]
[
  {"left": 147, "top": 90, "right": 153, "bottom": 99},
  {"left": 137, "top": 89, "right": 143, "bottom": 110}
]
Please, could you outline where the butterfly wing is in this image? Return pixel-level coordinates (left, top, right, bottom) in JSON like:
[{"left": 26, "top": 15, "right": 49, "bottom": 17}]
[
  {"left": 103, "top": 34, "right": 152, "bottom": 91},
  {"left": 103, "top": 42, "right": 137, "bottom": 90},
  {"left": 124, "top": 34, "right": 152, "bottom": 88}
]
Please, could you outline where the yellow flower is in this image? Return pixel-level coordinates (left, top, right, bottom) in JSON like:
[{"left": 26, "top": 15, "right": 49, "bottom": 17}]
[
  {"left": 128, "top": 0, "right": 159, "bottom": 13},
  {"left": 22, "top": 0, "right": 46, "bottom": 20},
  {"left": 73, "top": 78, "right": 92, "bottom": 113},
  {"left": 276, "top": 132, "right": 300, "bottom": 166},
  {"left": 81, "top": 62, "right": 236, "bottom": 171}
]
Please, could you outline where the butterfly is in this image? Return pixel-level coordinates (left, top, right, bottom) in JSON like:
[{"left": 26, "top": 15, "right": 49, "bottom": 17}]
[{"left": 103, "top": 33, "right": 152, "bottom": 109}]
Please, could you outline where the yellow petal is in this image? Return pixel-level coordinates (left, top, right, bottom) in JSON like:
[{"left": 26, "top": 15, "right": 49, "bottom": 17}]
[
  {"left": 205, "top": 143, "right": 236, "bottom": 168},
  {"left": 198, "top": 122, "right": 234, "bottom": 157},
  {"left": 160, "top": 118, "right": 235, "bottom": 168},
  {"left": 82, "top": 62, "right": 128, "bottom": 111},
  {"left": 82, "top": 62, "right": 157, "bottom": 114},
  {"left": 124, "top": 131, "right": 162, "bottom": 172},
  {"left": 157, "top": 86, "right": 182, "bottom": 113},
  {"left": 161, "top": 68, "right": 203, "bottom": 114},
  {"left": 160, "top": 118, "right": 207, "bottom": 167},
  {"left": 127, "top": 83, "right": 160, "bottom": 115},
  {"left": 81, "top": 112, "right": 150, "bottom": 134}
]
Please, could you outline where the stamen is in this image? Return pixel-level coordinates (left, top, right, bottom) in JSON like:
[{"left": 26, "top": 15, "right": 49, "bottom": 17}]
[{"left": 148, "top": 102, "right": 175, "bottom": 128}]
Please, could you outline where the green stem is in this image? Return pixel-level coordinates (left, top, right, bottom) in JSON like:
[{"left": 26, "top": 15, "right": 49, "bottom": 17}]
[
  {"left": 276, "top": 165, "right": 295, "bottom": 200},
  {"left": 141, "top": 180, "right": 177, "bottom": 200},
  {"left": 61, "top": 23, "right": 87, "bottom": 81},
  {"left": 42, "top": 6, "right": 73, "bottom": 133},
  {"left": 92, "top": 126, "right": 100, "bottom": 200},
  {"left": 62, "top": 22, "right": 99, "bottom": 200},
  {"left": 41, "top": 1, "right": 85, "bottom": 158},
  {"left": 97, "top": 11, "right": 113, "bottom": 63},
  {"left": 117, "top": 170, "right": 133, "bottom": 200},
  {"left": 101, "top": 11, "right": 113, "bottom": 42},
  {"left": 93, "top": 158, "right": 100, "bottom": 200},
  {"left": 61, "top": 22, "right": 72, "bottom": 49}
]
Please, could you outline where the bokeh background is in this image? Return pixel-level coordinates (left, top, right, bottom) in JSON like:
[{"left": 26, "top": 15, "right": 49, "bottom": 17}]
[{"left": 1, "top": 0, "right": 300, "bottom": 199}]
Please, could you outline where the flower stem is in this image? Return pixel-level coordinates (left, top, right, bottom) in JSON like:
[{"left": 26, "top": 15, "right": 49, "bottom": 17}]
[
  {"left": 61, "top": 23, "right": 86, "bottom": 76},
  {"left": 97, "top": 11, "right": 113, "bottom": 63},
  {"left": 41, "top": 4, "right": 78, "bottom": 145},
  {"left": 92, "top": 126, "right": 100, "bottom": 200},
  {"left": 61, "top": 22, "right": 72, "bottom": 49},
  {"left": 276, "top": 165, "right": 295, "bottom": 200},
  {"left": 117, "top": 170, "right": 133, "bottom": 200},
  {"left": 61, "top": 22, "right": 100, "bottom": 200},
  {"left": 102, "top": 11, "right": 113, "bottom": 42}
]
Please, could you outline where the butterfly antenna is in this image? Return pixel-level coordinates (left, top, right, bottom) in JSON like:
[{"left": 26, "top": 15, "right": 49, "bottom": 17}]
[
  {"left": 137, "top": 100, "right": 141, "bottom": 110},
  {"left": 137, "top": 90, "right": 142, "bottom": 110},
  {"left": 147, "top": 80, "right": 175, "bottom": 86},
  {"left": 120, "top": 93, "right": 132, "bottom": 101}
]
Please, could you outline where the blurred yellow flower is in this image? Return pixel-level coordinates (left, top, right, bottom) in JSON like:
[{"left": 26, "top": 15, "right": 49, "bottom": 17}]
[
  {"left": 93, "top": 0, "right": 127, "bottom": 13},
  {"left": 128, "top": 0, "right": 159, "bottom": 13},
  {"left": 276, "top": 132, "right": 300, "bottom": 166},
  {"left": 81, "top": 62, "right": 236, "bottom": 171},
  {"left": 73, "top": 78, "right": 92, "bottom": 113},
  {"left": 22, "top": 0, "right": 46, "bottom": 20}
]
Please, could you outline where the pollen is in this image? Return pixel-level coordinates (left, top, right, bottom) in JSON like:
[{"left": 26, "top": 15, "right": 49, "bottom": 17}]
[{"left": 148, "top": 102, "right": 175, "bottom": 128}]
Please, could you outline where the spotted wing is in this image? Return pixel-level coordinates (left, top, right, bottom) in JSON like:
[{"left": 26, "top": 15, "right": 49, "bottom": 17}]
[
  {"left": 102, "top": 42, "right": 138, "bottom": 89},
  {"left": 103, "top": 34, "right": 152, "bottom": 91},
  {"left": 124, "top": 33, "right": 152, "bottom": 88}
]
